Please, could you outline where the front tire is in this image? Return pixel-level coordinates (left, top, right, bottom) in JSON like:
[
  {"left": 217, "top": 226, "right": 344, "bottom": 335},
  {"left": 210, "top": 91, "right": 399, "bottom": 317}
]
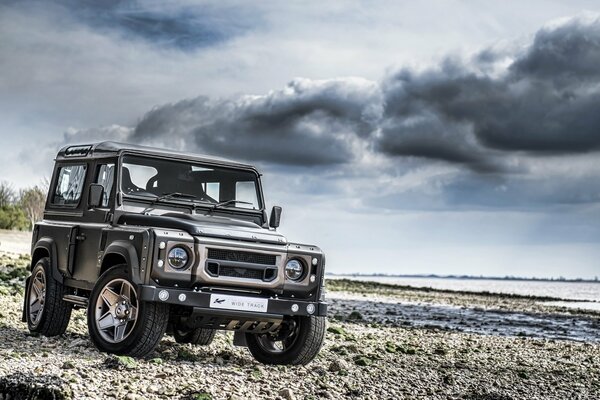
[
  {"left": 245, "top": 316, "right": 326, "bottom": 365},
  {"left": 87, "top": 266, "right": 169, "bottom": 358},
  {"left": 173, "top": 327, "right": 216, "bottom": 346},
  {"left": 25, "top": 257, "right": 72, "bottom": 336}
]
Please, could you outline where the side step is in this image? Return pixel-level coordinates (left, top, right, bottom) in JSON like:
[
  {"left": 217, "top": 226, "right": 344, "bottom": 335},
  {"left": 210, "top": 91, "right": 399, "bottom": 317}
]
[{"left": 63, "top": 294, "right": 88, "bottom": 308}]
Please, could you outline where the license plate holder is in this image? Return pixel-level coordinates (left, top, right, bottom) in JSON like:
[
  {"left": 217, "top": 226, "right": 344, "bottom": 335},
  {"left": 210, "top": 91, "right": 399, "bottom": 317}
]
[{"left": 209, "top": 294, "right": 269, "bottom": 313}]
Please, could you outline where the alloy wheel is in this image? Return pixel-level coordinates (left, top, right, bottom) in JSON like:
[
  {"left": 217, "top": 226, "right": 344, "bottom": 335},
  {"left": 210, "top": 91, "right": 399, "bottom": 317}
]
[{"left": 94, "top": 278, "right": 139, "bottom": 343}]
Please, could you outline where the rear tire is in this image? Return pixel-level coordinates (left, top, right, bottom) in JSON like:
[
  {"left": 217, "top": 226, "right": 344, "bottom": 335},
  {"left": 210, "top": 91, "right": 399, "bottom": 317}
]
[
  {"left": 25, "top": 257, "right": 72, "bottom": 336},
  {"left": 174, "top": 327, "right": 216, "bottom": 346},
  {"left": 87, "top": 266, "right": 169, "bottom": 358},
  {"left": 246, "top": 315, "right": 325, "bottom": 365}
]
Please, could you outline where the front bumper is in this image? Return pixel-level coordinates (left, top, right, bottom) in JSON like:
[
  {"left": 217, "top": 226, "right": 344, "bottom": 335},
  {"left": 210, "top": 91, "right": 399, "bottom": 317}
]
[{"left": 138, "top": 285, "right": 328, "bottom": 318}]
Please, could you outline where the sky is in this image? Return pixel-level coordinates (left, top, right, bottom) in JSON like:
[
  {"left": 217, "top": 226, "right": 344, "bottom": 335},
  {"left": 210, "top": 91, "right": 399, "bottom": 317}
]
[{"left": 1, "top": 0, "right": 599, "bottom": 278}]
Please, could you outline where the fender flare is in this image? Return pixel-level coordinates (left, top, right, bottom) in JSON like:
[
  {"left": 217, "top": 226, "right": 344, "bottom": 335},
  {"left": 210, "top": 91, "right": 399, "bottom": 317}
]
[
  {"left": 32, "top": 238, "right": 62, "bottom": 283},
  {"left": 102, "top": 241, "right": 142, "bottom": 284}
]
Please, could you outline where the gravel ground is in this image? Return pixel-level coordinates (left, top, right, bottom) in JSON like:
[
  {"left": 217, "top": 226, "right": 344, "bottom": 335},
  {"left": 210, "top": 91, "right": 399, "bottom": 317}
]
[{"left": 1, "top": 253, "right": 600, "bottom": 399}]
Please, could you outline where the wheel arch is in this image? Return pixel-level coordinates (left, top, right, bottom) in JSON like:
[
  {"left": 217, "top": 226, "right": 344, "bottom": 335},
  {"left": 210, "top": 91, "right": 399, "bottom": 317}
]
[
  {"left": 31, "top": 237, "right": 62, "bottom": 283},
  {"left": 101, "top": 241, "right": 142, "bottom": 284}
]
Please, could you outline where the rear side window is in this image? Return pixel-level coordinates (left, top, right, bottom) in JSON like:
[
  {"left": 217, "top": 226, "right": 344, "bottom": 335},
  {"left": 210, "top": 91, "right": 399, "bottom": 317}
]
[{"left": 52, "top": 164, "right": 87, "bottom": 206}]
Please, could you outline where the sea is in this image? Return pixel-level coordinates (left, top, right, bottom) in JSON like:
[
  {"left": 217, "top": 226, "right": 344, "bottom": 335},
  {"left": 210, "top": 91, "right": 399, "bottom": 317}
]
[{"left": 329, "top": 275, "right": 600, "bottom": 310}]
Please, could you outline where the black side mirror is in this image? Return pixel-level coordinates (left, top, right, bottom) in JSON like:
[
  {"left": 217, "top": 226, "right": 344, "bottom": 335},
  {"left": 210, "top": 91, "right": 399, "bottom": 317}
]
[
  {"left": 88, "top": 184, "right": 104, "bottom": 208},
  {"left": 269, "top": 206, "right": 282, "bottom": 228}
]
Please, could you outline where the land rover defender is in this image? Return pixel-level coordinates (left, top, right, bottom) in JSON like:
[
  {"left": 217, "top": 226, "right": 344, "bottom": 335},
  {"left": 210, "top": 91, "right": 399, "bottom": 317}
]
[{"left": 23, "top": 142, "right": 327, "bottom": 365}]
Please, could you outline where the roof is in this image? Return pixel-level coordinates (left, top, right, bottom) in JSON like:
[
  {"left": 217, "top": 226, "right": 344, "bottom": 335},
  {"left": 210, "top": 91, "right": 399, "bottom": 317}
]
[{"left": 56, "top": 141, "right": 258, "bottom": 170}]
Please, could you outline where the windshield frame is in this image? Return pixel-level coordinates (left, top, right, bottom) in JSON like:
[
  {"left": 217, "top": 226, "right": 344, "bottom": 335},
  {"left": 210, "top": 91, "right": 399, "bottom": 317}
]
[{"left": 117, "top": 152, "right": 265, "bottom": 212}]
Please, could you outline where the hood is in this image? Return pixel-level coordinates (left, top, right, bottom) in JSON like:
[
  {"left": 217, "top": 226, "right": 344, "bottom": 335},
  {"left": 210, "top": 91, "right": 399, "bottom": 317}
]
[{"left": 118, "top": 212, "right": 287, "bottom": 245}]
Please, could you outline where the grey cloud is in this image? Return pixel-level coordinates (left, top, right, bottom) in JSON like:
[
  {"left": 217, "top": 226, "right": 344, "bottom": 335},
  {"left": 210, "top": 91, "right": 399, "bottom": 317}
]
[
  {"left": 132, "top": 78, "right": 382, "bottom": 166},
  {"left": 6, "top": 0, "right": 256, "bottom": 51},
  {"left": 124, "top": 17, "right": 600, "bottom": 172},
  {"left": 56, "top": 16, "right": 600, "bottom": 209},
  {"left": 380, "top": 17, "right": 600, "bottom": 160}
]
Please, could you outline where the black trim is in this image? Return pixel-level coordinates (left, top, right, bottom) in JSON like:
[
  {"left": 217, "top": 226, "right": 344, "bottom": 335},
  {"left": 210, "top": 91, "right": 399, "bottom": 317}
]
[{"left": 139, "top": 285, "right": 328, "bottom": 317}]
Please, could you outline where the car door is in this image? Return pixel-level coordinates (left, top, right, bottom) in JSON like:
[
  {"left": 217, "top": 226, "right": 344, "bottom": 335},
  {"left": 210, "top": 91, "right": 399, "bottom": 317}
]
[
  {"left": 72, "top": 160, "right": 117, "bottom": 283},
  {"left": 43, "top": 162, "right": 89, "bottom": 278}
]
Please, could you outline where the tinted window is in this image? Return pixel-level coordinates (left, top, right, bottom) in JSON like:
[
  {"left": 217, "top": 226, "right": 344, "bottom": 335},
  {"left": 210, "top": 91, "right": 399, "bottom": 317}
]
[
  {"left": 53, "top": 164, "right": 87, "bottom": 206},
  {"left": 95, "top": 164, "right": 115, "bottom": 207},
  {"left": 121, "top": 156, "right": 262, "bottom": 210}
]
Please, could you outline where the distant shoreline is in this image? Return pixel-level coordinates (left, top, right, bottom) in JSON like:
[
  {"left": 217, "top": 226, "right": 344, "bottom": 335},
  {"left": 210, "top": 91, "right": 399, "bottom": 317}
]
[{"left": 326, "top": 273, "right": 600, "bottom": 283}]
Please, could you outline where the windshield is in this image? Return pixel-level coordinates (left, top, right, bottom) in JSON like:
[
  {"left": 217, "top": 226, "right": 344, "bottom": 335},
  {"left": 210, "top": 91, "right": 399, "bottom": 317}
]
[{"left": 121, "top": 155, "right": 262, "bottom": 210}]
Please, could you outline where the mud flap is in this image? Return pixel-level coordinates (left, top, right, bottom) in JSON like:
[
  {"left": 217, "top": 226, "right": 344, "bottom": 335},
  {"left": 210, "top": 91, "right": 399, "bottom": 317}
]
[
  {"left": 233, "top": 331, "right": 247, "bottom": 347},
  {"left": 21, "top": 276, "right": 30, "bottom": 322}
]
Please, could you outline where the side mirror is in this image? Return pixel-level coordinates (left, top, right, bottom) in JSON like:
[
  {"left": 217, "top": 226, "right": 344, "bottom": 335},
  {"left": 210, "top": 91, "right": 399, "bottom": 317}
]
[
  {"left": 269, "top": 206, "right": 282, "bottom": 228},
  {"left": 88, "top": 184, "right": 104, "bottom": 208}
]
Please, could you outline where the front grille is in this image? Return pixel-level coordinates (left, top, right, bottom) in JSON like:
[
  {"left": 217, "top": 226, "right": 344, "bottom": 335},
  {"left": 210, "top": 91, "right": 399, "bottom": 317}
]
[
  {"left": 208, "top": 248, "right": 277, "bottom": 265},
  {"left": 219, "top": 266, "right": 264, "bottom": 280},
  {"left": 206, "top": 261, "right": 277, "bottom": 282}
]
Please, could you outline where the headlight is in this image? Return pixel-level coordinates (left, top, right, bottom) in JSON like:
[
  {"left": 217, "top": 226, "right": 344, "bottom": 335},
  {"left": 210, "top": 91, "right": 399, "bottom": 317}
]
[
  {"left": 167, "top": 247, "right": 189, "bottom": 269},
  {"left": 285, "top": 259, "right": 304, "bottom": 281}
]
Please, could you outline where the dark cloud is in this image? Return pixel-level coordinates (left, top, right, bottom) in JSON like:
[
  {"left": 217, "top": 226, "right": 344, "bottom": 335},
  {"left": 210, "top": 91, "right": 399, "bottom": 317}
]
[
  {"left": 132, "top": 78, "right": 381, "bottom": 166},
  {"left": 128, "top": 17, "right": 600, "bottom": 173},
  {"left": 380, "top": 17, "right": 600, "bottom": 161},
  {"left": 58, "top": 16, "right": 600, "bottom": 209}
]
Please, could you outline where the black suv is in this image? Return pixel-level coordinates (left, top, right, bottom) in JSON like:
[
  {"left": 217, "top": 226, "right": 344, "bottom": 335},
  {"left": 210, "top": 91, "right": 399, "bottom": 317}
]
[{"left": 23, "top": 142, "right": 327, "bottom": 365}]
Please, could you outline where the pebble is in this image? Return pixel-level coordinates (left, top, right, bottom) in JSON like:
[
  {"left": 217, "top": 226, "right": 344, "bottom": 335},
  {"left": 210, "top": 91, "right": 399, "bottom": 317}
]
[
  {"left": 278, "top": 388, "right": 294, "bottom": 400},
  {"left": 0, "top": 266, "right": 599, "bottom": 400}
]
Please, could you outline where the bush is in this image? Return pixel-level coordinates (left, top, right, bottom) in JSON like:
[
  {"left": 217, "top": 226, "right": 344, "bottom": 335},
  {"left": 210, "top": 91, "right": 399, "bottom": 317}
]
[{"left": 0, "top": 206, "right": 29, "bottom": 230}]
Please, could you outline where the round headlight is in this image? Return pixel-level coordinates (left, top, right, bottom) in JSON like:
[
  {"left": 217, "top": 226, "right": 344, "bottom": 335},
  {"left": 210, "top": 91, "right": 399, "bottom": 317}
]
[
  {"left": 167, "top": 247, "right": 189, "bottom": 269},
  {"left": 285, "top": 259, "right": 304, "bottom": 281}
]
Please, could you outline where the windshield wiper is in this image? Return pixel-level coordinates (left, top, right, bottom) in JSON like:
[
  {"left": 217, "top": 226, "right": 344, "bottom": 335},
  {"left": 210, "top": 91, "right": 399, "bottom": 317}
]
[
  {"left": 142, "top": 192, "right": 197, "bottom": 214},
  {"left": 210, "top": 199, "right": 253, "bottom": 210}
]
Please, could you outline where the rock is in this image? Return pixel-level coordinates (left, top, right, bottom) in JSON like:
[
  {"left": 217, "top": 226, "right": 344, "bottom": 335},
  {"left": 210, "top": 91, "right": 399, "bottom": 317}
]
[
  {"left": 328, "top": 359, "right": 348, "bottom": 372},
  {"left": 278, "top": 388, "right": 294, "bottom": 400},
  {"left": 347, "top": 311, "right": 363, "bottom": 320},
  {"left": 433, "top": 347, "right": 447, "bottom": 356},
  {"left": 61, "top": 361, "right": 76, "bottom": 369},
  {"left": 327, "top": 326, "right": 346, "bottom": 335},
  {"left": 103, "top": 355, "right": 138, "bottom": 370},
  {"left": 354, "top": 356, "right": 372, "bottom": 367},
  {"left": 147, "top": 384, "right": 160, "bottom": 394}
]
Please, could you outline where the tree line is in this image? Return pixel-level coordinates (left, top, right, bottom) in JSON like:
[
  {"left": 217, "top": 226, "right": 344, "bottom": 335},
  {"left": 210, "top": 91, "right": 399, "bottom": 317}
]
[{"left": 0, "top": 181, "right": 47, "bottom": 231}]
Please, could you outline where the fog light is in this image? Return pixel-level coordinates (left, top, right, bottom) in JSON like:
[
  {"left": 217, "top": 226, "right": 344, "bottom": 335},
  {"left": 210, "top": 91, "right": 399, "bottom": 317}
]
[
  {"left": 312, "top": 257, "right": 318, "bottom": 266},
  {"left": 307, "top": 304, "right": 315, "bottom": 314},
  {"left": 158, "top": 290, "right": 169, "bottom": 301},
  {"left": 291, "top": 304, "right": 299, "bottom": 312}
]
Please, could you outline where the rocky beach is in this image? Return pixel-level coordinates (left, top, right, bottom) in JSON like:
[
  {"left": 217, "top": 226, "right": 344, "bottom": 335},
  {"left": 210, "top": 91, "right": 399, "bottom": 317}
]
[{"left": 1, "top": 251, "right": 599, "bottom": 399}]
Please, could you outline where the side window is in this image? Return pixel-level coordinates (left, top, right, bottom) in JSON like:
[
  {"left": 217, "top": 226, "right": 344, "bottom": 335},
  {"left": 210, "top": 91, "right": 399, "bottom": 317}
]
[
  {"left": 52, "top": 164, "right": 87, "bottom": 206},
  {"left": 95, "top": 164, "right": 115, "bottom": 207}
]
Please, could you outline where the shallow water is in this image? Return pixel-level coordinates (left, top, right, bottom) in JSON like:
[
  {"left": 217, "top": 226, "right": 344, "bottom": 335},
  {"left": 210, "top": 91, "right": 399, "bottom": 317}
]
[
  {"left": 329, "top": 292, "right": 600, "bottom": 342},
  {"left": 331, "top": 275, "right": 600, "bottom": 301}
]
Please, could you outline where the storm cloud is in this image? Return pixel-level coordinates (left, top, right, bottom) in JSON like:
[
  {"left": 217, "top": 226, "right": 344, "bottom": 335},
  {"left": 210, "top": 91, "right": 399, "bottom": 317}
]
[
  {"left": 122, "top": 16, "right": 600, "bottom": 174},
  {"left": 131, "top": 78, "right": 382, "bottom": 166},
  {"left": 54, "top": 15, "right": 600, "bottom": 212},
  {"left": 380, "top": 17, "right": 600, "bottom": 165}
]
